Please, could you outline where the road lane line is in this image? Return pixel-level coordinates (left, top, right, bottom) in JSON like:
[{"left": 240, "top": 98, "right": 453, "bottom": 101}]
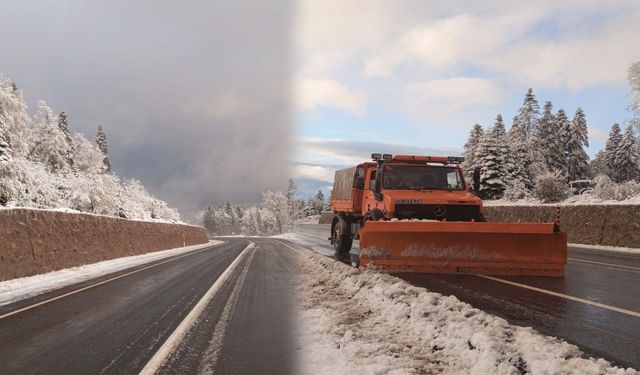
[
  {"left": 276, "top": 240, "right": 307, "bottom": 257},
  {"left": 475, "top": 274, "right": 640, "bottom": 318},
  {"left": 140, "top": 242, "right": 256, "bottom": 375},
  {"left": 568, "top": 258, "right": 640, "bottom": 272},
  {"left": 198, "top": 243, "right": 257, "bottom": 375},
  {"left": 0, "top": 243, "right": 223, "bottom": 321}
]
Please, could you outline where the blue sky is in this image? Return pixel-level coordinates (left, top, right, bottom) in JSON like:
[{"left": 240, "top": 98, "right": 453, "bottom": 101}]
[{"left": 292, "top": 0, "right": 640, "bottom": 198}]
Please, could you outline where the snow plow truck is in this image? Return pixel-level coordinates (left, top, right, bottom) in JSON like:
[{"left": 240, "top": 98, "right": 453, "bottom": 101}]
[{"left": 329, "top": 153, "right": 567, "bottom": 276}]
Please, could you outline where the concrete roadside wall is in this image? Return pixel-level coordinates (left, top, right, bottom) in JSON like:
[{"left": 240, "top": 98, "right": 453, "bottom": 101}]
[
  {"left": 483, "top": 205, "right": 640, "bottom": 248},
  {"left": 0, "top": 209, "right": 209, "bottom": 281}
]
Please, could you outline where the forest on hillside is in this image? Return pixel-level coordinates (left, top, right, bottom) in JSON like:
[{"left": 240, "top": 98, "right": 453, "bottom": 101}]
[
  {"left": 462, "top": 62, "right": 640, "bottom": 203},
  {"left": 0, "top": 75, "right": 180, "bottom": 221}
]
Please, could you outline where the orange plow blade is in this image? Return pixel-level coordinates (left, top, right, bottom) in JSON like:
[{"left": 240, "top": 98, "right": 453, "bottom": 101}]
[{"left": 359, "top": 221, "right": 567, "bottom": 276}]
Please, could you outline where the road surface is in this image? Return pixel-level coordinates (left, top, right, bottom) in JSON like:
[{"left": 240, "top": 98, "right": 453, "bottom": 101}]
[
  {"left": 289, "top": 224, "right": 640, "bottom": 369},
  {"left": 0, "top": 239, "right": 298, "bottom": 375}
]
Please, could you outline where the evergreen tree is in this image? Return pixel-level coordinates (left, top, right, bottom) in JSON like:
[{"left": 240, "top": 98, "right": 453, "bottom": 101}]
[
  {"left": 31, "top": 100, "right": 71, "bottom": 172},
  {"left": 604, "top": 123, "right": 624, "bottom": 181},
  {"left": 95, "top": 125, "right": 111, "bottom": 173},
  {"left": 285, "top": 178, "right": 299, "bottom": 219},
  {"left": 589, "top": 150, "right": 609, "bottom": 177},
  {"left": 57, "top": 112, "right": 71, "bottom": 143},
  {"left": 203, "top": 205, "right": 216, "bottom": 234},
  {"left": 224, "top": 201, "right": 236, "bottom": 228},
  {"left": 462, "top": 123, "right": 484, "bottom": 182},
  {"left": 475, "top": 127, "right": 508, "bottom": 199},
  {"left": 554, "top": 108, "right": 571, "bottom": 177},
  {"left": 507, "top": 116, "right": 534, "bottom": 189},
  {"left": 57, "top": 111, "right": 74, "bottom": 166},
  {"left": 567, "top": 108, "right": 590, "bottom": 181},
  {"left": 530, "top": 101, "right": 557, "bottom": 174},
  {"left": 615, "top": 125, "right": 639, "bottom": 182},
  {"left": 515, "top": 88, "right": 540, "bottom": 141}
]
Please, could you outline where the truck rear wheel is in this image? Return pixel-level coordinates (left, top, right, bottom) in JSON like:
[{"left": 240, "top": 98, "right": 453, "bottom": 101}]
[{"left": 331, "top": 216, "right": 353, "bottom": 254}]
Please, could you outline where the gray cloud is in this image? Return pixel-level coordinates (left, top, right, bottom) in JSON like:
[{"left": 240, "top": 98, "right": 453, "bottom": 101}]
[{"left": 0, "top": 0, "right": 293, "bottom": 214}]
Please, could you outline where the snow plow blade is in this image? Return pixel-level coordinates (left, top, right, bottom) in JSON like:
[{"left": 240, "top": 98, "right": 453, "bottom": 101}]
[{"left": 359, "top": 221, "right": 567, "bottom": 276}]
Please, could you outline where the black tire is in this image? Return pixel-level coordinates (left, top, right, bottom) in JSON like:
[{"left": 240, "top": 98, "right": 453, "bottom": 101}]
[{"left": 331, "top": 216, "right": 353, "bottom": 254}]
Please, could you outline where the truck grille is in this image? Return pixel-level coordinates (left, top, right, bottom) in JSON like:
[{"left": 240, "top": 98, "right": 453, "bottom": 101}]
[{"left": 394, "top": 204, "right": 480, "bottom": 221}]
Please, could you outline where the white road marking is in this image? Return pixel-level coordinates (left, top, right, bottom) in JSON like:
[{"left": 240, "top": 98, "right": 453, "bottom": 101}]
[
  {"left": 475, "top": 274, "right": 640, "bottom": 318},
  {"left": 140, "top": 242, "right": 255, "bottom": 375},
  {"left": 0, "top": 243, "right": 222, "bottom": 320},
  {"left": 276, "top": 240, "right": 307, "bottom": 257},
  {"left": 197, "top": 244, "right": 257, "bottom": 375},
  {"left": 568, "top": 258, "right": 640, "bottom": 272}
]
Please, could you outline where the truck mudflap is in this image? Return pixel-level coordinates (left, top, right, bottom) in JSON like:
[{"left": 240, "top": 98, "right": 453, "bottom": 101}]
[{"left": 359, "top": 221, "right": 567, "bottom": 276}]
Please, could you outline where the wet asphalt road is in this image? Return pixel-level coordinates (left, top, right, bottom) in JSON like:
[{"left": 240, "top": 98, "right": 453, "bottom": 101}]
[
  {"left": 0, "top": 239, "right": 298, "bottom": 375},
  {"left": 291, "top": 224, "right": 640, "bottom": 369}
]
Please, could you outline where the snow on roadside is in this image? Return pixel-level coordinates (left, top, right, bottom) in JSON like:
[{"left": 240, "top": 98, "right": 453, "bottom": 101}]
[
  {"left": 0, "top": 240, "right": 223, "bottom": 306},
  {"left": 569, "top": 243, "right": 640, "bottom": 255},
  {"left": 0, "top": 206, "right": 194, "bottom": 225},
  {"left": 293, "top": 247, "right": 637, "bottom": 375}
]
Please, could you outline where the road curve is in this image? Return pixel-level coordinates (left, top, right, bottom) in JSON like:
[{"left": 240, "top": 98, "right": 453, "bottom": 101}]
[
  {"left": 0, "top": 238, "right": 298, "bottom": 375},
  {"left": 289, "top": 224, "right": 640, "bottom": 369}
]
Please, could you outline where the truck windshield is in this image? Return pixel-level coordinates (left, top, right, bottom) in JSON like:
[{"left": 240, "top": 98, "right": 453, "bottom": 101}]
[{"left": 382, "top": 165, "right": 465, "bottom": 190}]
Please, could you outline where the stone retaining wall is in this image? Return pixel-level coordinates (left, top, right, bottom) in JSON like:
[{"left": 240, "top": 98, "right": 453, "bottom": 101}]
[
  {"left": 0, "top": 209, "right": 208, "bottom": 281},
  {"left": 483, "top": 205, "right": 640, "bottom": 248}
]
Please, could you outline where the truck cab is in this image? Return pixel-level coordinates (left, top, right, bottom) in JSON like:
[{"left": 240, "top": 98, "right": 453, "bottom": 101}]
[{"left": 330, "top": 153, "right": 484, "bottom": 253}]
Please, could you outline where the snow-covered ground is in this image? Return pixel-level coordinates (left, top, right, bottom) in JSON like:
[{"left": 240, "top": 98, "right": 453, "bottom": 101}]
[
  {"left": 0, "top": 206, "right": 190, "bottom": 225},
  {"left": 0, "top": 240, "right": 223, "bottom": 306},
  {"left": 292, "top": 246, "right": 637, "bottom": 374},
  {"left": 484, "top": 196, "right": 640, "bottom": 206}
]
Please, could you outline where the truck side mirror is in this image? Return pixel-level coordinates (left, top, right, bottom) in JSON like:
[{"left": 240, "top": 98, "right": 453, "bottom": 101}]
[{"left": 473, "top": 167, "right": 481, "bottom": 193}]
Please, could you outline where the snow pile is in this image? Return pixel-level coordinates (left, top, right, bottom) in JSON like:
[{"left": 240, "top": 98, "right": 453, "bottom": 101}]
[
  {"left": 0, "top": 240, "right": 222, "bottom": 306},
  {"left": 295, "top": 249, "right": 636, "bottom": 374}
]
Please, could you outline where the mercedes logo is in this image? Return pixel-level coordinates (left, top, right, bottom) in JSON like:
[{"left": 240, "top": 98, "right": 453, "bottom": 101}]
[{"left": 433, "top": 205, "right": 447, "bottom": 217}]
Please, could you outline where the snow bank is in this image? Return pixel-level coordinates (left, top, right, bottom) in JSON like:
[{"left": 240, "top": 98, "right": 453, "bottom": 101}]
[
  {"left": 294, "top": 248, "right": 637, "bottom": 374},
  {"left": 0, "top": 240, "right": 223, "bottom": 306}
]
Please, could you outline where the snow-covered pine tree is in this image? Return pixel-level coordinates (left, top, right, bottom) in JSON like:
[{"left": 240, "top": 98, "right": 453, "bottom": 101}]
[
  {"left": 589, "top": 150, "right": 609, "bottom": 177},
  {"left": 507, "top": 116, "right": 534, "bottom": 190},
  {"left": 530, "top": 101, "right": 556, "bottom": 175},
  {"left": 57, "top": 111, "right": 74, "bottom": 167},
  {"left": 303, "top": 190, "right": 325, "bottom": 216},
  {"left": 203, "top": 205, "right": 216, "bottom": 234},
  {"left": 554, "top": 108, "right": 571, "bottom": 178},
  {"left": 604, "top": 123, "right": 624, "bottom": 181},
  {"left": 567, "top": 108, "right": 590, "bottom": 181},
  {"left": 614, "top": 125, "right": 639, "bottom": 182},
  {"left": 95, "top": 125, "right": 111, "bottom": 173},
  {"left": 462, "top": 123, "right": 483, "bottom": 182},
  {"left": 224, "top": 201, "right": 236, "bottom": 229},
  {"left": 475, "top": 123, "right": 508, "bottom": 199},
  {"left": 515, "top": 88, "right": 540, "bottom": 141},
  {"left": 31, "top": 100, "right": 71, "bottom": 172}
]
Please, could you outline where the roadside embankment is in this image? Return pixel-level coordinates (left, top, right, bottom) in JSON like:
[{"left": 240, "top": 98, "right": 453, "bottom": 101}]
[
  {"left": 0, "top": 208, "right": 208, "bottom": 281},
  {"left": 483, "top": 205, "right": 640, "bottom": 248}
]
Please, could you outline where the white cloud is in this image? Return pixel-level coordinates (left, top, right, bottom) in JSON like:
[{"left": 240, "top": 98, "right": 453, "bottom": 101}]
[
  {"left": 293, "top": 164, "right": 335, "bottom": 182},
  {"left": 406, "top": 77, "right": 502, "bottom": 108},
  {"left": 296, "top": 78, "right": 367, "bottom": 116}
]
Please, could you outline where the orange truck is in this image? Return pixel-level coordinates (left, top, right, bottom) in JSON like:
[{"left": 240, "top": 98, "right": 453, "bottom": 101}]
[{"left": 330, "top": 153, "right": 567, "bottom": 276}]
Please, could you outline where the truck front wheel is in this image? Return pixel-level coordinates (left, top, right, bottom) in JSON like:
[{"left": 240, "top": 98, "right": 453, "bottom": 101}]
[{"left": 331, "top": 216, "right": 353, "bottom": 254}]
